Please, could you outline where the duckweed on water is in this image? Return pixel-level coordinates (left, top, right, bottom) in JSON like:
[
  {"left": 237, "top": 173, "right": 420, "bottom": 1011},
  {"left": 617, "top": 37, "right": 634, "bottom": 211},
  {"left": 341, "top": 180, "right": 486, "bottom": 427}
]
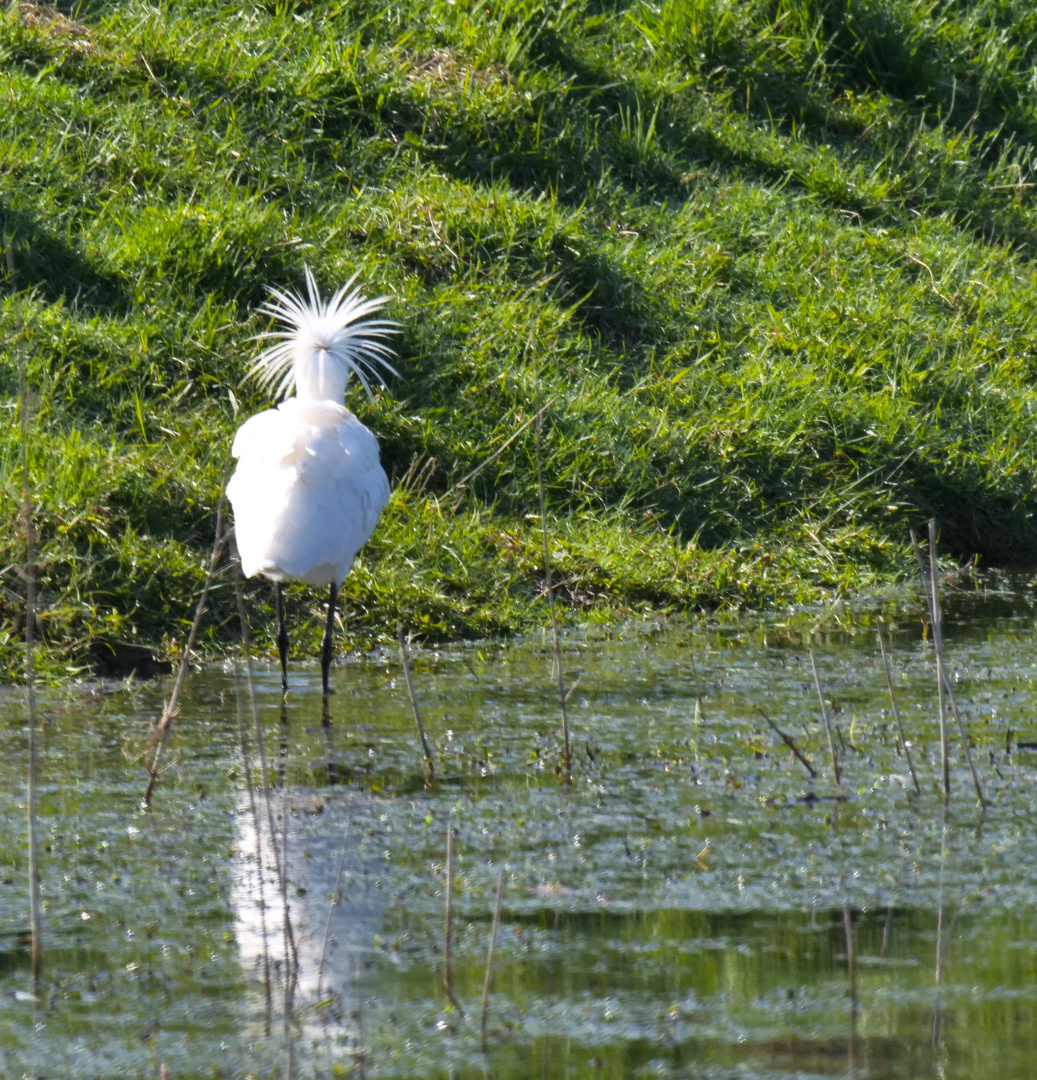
[{"left": 3, "top": 580, "right": 1037, "bottom": 1076}]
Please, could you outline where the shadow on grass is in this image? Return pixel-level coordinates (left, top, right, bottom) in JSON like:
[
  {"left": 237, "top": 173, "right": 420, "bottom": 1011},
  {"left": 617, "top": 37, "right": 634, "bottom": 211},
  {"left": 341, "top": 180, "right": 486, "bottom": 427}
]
[{"left": 0, "top": 199, "right": 130, "bottom": 311}]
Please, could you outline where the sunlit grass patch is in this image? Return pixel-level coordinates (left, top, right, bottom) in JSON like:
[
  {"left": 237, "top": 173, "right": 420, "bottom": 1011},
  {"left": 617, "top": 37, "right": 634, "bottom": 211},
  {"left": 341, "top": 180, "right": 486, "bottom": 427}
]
[{"left": 4, "top": 0, "right": 1037, "bottom": 679}]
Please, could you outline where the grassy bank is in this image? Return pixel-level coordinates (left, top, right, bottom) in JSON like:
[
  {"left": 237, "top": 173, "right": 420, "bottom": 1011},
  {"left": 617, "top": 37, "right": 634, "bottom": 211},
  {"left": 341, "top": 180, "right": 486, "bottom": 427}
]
[{"left": 3, "top": 0, "right": 1037, "bottom": 679}]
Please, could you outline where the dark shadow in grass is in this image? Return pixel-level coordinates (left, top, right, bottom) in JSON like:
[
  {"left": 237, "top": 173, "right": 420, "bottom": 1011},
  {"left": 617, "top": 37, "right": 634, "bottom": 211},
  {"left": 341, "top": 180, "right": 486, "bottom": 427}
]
[
  {"left": 517, "top": 16, "right": 1037, "bottom": 258},
  {"left": 676, "top": 3, "right": 1037, "bottom": 254},
  {"left": 818, "top": 0, "right": 1037, "bottom": 144},
  {"left": 902, "top": 461, "right": 1037, "bottom": 566},
  {"left": 0, "top": 199, "right": 130, "bottom": 312}
]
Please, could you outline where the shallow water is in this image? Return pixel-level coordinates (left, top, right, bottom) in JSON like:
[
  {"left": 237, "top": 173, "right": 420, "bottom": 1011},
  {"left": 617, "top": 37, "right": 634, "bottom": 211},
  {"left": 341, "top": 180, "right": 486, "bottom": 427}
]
[{"left": 3, "top": 577, "right": 1037, "bottom": 1078}]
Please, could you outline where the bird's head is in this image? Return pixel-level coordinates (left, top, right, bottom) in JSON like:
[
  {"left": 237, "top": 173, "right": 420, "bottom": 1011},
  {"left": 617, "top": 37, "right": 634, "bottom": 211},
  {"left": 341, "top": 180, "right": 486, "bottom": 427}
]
[{"left": 245, "top": 267, "right": 398, "bottom": 404}]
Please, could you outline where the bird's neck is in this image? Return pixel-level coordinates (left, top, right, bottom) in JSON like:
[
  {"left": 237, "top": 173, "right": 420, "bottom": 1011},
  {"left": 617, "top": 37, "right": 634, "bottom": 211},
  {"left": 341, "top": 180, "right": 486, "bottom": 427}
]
[{"left": 295, "top": 349, "right": 348, "bottom": 403}]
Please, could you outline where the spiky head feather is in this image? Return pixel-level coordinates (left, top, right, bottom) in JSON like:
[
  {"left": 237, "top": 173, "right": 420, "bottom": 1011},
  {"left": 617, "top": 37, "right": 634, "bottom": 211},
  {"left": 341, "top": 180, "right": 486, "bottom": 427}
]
[{"left": 246, "top": 267, "right": 398, "bottom": 403}]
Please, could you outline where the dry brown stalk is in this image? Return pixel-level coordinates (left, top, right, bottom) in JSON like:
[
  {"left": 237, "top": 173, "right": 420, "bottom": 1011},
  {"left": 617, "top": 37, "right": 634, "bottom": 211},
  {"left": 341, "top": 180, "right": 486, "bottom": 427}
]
[{"left": 143, "top": 482, "right": 231, "bottom": 807}]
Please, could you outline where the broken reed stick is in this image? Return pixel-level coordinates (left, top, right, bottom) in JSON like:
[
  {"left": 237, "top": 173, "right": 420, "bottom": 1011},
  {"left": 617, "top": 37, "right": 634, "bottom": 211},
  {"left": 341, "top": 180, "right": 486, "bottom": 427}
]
[
  {"left": 756, "top": 706, "right": 817, "bottom": 778},
  {"left": 19, "top": 352, "right": 42, "bottom": 988},
  {"left": 534, "top": 397, "right": 572, "bottom": 774},
  {"left": 481, "top": 871, "right": 507, "bottom": 1045},
  {"left": 397, "top": 623, "right": 435, "bottom": 782},
  {"left": 925, "top": 522, "right": 986, "bottom": 806},
  {"left": 809, "top": 649, "right": 841, "bottom": 784},
  {"left": 877, "top": 619, "right": 921, "bottom": 796},
  {"left": 143, "top": 481, "right": 231, "bottom": 807}
]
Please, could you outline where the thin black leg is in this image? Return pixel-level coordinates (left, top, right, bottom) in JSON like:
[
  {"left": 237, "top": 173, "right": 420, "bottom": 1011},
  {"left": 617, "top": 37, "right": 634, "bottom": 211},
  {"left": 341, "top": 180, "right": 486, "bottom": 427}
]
[
  {"left": 276, "top": 581, "right": 289, "bottom": 694},
  {"left": 320, "top": 582, "right": 338, "bottom": 696}
]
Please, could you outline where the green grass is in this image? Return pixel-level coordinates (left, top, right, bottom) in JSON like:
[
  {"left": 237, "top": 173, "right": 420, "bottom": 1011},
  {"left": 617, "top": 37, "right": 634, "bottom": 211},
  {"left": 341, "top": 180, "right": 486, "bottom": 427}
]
[{"left": 4, "top": 0, "right": 1037, "bottom": 679}]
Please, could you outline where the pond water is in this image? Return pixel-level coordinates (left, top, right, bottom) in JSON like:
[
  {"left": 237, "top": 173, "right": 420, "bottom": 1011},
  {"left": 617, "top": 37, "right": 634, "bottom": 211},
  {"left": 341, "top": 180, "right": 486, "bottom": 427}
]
[{"left": 3, "top": 576, "right": 1037, "bottom": 1079}]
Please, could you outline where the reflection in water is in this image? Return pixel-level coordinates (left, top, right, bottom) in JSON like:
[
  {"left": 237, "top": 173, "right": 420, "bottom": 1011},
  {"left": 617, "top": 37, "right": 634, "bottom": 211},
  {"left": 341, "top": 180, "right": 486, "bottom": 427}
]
[{"left": 7, "top": 590, "right": 1037, "bottom": 1076}]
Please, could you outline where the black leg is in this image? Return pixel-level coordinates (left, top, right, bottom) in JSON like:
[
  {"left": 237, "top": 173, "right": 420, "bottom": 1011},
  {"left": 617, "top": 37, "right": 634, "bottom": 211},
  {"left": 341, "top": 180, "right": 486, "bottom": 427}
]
[
  {"left": 320, "top": 582, "right": 338, "bottom": 696},
  {"left": 276, "top": 581, "right": 289, "bottom": 694}
]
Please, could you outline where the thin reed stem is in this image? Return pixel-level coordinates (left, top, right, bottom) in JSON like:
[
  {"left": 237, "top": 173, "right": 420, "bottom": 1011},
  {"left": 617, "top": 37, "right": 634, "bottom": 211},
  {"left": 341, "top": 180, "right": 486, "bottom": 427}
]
[
  {"left": 443, "top": 820, "right": 462, "bottom": 1013},
  {"left": 689, "top": 646, "right": 707, "bottom": 725},
  {"left": 440, "top": 398, "right": 555, "bottom": 505},
  {"left": 924, "top": 524, "right": 952, "bottom": 799},
  {"left": 233, "top": 546, "right": 297, "bottom": 1070},
  {"left": 19, "top": 343, "right": 42, "bottom": 988},
  {"left": 481, "top": 871, "right": 507, "bottom": 1046},
  {"left": 809, "top": 649, "right": 841, "bottom": 784},
  {"left": 881, "top": 905, "right": 894, "bottom": 957},
  {"left": 932, "top": 814, "right": 948, "bottom": 1048},
  {"left": 275, "top": 692, "right": 298, "bottom": 1075},
  {"left": 877, "top": 620, "right": 921, "bottom": 796},
  {"left": 843, "top": 904, "right": 858, "bottom": 1025},
  {"left": 844, "top": 903, "right": 858, "bottom": 1076},
  {"left": 282, "top": 763, "right": 296, "bottom": 1080},
  {"left": 926, "top": 522, "right": 986, "bottom": 807},
  {"left": 233, "top": 659, "right": 272, "bottom": 1030},
  {"left": 234, "top": 556, "right": 283, "bottom": 879},
  {"left": 397, "top": 623, "right": 435, "bottom": 782},
  {"left": 912, "top": 527, "right": 950, "bottom": 797},
  {"left": 534, "top": 401, "right": 571, "bottom": 774},
  {"left": 144, "top": 473, "right": 231, "bottom": 807},
  {"left": 316, "top": 835, "right": 350, "bottom": 1000}
]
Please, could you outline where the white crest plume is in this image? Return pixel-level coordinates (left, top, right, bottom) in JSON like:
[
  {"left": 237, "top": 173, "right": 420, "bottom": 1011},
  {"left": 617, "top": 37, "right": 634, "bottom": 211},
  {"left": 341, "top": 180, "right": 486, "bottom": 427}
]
[{"left": 246, "top": 267, "right": 398, "bottom": 401}]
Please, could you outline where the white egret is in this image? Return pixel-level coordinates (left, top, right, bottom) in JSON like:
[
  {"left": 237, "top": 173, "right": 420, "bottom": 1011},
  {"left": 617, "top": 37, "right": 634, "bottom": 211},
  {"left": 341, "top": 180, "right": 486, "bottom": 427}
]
[{"left": 227, "top": 268, "right": 397, "bottom": 694}]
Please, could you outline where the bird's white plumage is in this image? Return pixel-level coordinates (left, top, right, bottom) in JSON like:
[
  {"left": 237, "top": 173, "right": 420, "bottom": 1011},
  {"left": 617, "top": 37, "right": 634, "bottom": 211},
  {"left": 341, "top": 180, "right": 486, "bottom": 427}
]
[
  {"left": 228, "top": 398, "right": 390, "bottom": 585},
  {"left": 228, "top": 270, "right": 394, "bottom": 588}
]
